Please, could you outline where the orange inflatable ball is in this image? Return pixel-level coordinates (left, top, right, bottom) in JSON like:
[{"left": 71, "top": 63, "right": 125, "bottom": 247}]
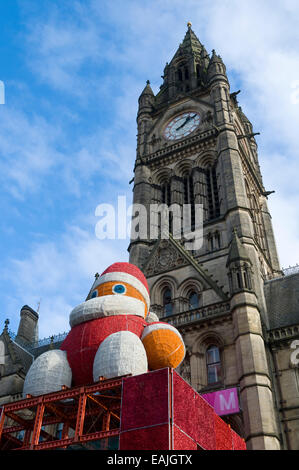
[{"left": 141, "top": 322, "right": 185, "bottom": 370}]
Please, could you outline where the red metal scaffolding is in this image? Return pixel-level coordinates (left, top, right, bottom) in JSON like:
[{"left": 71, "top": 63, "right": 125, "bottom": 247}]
[
  {"left": 0, "top": 369, "right": 246, "bottom": 451},
  {"left": 0, "top": 376, "right": 126, "bottom": 450}
]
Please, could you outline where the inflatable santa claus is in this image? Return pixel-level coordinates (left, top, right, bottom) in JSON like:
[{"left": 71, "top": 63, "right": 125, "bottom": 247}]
[{"left": 23, "top": 262, "right": 185, "bottom": 397}]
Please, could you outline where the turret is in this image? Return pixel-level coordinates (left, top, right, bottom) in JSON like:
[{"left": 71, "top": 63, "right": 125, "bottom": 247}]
[
  {"left": 137, "top": 80, "right": 155, "bottom": 118},
  {"left": 137, "top": 80, "right": 155, "bottom": 160},
  {"left": 207, "top": 50, "right": 228, "bottom": 85}
]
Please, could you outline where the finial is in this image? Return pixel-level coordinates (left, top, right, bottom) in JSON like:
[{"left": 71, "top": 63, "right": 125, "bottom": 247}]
[
  {"left": 49, "top": 335, "right": 54, "bottom": 350},
  {"left": 95, "top": 272, "right": 99, "bottom": 279},
  {"left": 146, "top": 80, "right": 150, "bottom": 85},
  {"left": 4, "top": 318, "right": 9, "bottom": 330},
  {"left": 187, "top": 22, "right": 192, "bottom": 29}
]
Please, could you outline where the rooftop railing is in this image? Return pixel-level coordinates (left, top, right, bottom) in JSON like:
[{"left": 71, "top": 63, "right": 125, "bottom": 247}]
[
  {"left": 160, "top": 301, "right": 231, "bottom": 328},
  {"left": 8, "top": 329, "right": 69, "bottom": 353},
  {"left": 282, "top": 264, "right": 299, "bottom": 277}
]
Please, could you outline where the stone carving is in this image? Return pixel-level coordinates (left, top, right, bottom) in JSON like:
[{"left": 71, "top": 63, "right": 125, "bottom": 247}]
[{"left": 143, "top": 240, "right": 187, "bottom": 276}]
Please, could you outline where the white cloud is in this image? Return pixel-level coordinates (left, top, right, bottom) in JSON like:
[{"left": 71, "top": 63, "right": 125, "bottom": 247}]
[
  {"left": 0, "top": 107, "right": 63, "bottom": 198},
  {"left": 2, "top": 223, "right": 129, "bottom": 337},
  {"left": 24, "top": 3, "right": 104, "bottom": 97}
]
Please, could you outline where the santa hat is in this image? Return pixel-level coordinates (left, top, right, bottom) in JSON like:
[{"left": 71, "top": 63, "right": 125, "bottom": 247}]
[{"left": 93, "top": 262, "right": 150, "bottom": 312}]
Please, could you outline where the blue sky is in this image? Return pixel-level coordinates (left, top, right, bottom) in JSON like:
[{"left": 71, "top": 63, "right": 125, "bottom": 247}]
[{"left": 0, "top": 0, "right": 299, "bottom": 338}]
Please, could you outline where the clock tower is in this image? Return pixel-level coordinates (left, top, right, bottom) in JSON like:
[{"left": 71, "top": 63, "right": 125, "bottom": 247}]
[{"left": 128, "top": 23, "right": 283, "bottom": 450}]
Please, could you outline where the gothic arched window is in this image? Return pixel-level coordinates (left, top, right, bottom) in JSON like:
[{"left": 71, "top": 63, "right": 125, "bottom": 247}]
[
  {"left": 208, "top": 231, "right": 221, "bottom": 252},
  {"left": 183, "top": 172, "right": 195, "bottom": 230},
  {"left": 246, "top": 181, "right": 266, "bottom": 251},
  {"left": 206, "top": 345, "right": 221, "bottom": 384},
  {"left": 161, "top": 181, "right": 171, "bottom": 206},
  {"left": 189, "top": 291, "right": 199, "bottom": 310},
  {"left": 206, "top": 165, "right": 220, "bottom": 220},
  {"left": 208, "top": 233, "right": 214, "bottom": 251},
  {"left": 163, "top": 288, "right": 173, "bottom": 316},
  {"left": 215, "top": 231, "right": 221, "bottom": 250},
  {"left": 251, "top": 196, "right": 267, "bottom": 251},
  {"left": 160, "top": 180, "right": 172, "bottom": 234}
]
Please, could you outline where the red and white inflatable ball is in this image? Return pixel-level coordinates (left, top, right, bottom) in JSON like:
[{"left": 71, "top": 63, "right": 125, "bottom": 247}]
[{"left": 23, "top": 262, "right": 185, "bottom": 396}]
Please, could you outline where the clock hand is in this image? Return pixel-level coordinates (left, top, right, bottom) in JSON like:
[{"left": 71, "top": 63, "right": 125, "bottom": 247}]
[
  {"left": 176, "top": 116, "right": 191, "bottom": 131},
  {"left": 175, "top": 114, "right": 197, "bottom": 131}
]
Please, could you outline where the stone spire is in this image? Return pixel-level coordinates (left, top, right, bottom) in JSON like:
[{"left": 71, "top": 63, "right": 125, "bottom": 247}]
[
  {"left": 156, "top": 23, "right": 210, "bottom": 103},
  {"left": 207, "top": 49, "right": 228, "bottom": 85},
  {"left": 172, "top": 22, "right": 204, "bottom": 60},
  {"left": 138, "top": 80, "right": 154, "bottom": 118},
  {"left": 137, "top": 80, "right": 155, "bottom": 159},
  {"left": 139, "top": 80, "right": 154, "bottom": 100}
]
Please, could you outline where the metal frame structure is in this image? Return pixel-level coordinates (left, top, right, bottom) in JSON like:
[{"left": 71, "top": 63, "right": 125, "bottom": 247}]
[{"left": 0, "top": 376, "right": 127, "bottom": 450}]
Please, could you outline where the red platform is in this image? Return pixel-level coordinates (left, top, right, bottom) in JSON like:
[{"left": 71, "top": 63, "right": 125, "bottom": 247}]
[
  {"left": 0, "top": 368, "right": 246, "bottom": 450},
  {"left": 119, "top": 368, "right": 246, "bottom": 450}
]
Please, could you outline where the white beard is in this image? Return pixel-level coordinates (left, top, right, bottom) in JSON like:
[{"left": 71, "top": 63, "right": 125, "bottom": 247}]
[{"left": 69, "top": 295, "right": 146, "bottom": 328}]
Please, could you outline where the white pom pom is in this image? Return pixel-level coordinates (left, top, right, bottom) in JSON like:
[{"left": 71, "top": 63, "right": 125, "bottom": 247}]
[
  {"left": 23, "top": 350, "right": 72, "bottom": 397},
  {"left": 93, "top": 331, "right": 148, "bottom": 381}
]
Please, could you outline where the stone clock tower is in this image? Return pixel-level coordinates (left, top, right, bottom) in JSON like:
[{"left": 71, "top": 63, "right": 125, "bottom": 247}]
[{"left": 128, "top": 23, "right": 284, "bottom": 450}]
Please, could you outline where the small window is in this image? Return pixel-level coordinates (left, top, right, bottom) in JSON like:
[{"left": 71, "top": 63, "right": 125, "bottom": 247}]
[
  {"left": 236, "top": 272, "right": 242, "bottom": 289},
  {"left": 243, "top": 271, "right": 248, "bottom": 288},
  {"left": 189, "top": 292, "right": 199, "bottom": 310},
  {"left": 215, "top": 232, "right": 221, "bottom": 250},
  {"left": 208, "top": 234, "right": 214, "bottom": 251},
  {"left": 206, "top": 345, "right": 221, "bottom": 384},
  {"left": 163, "top": 288, "right": 173, "bottom": 316},
  {"left": 91, "top": 290, "right": 98, "bottom": 299}
]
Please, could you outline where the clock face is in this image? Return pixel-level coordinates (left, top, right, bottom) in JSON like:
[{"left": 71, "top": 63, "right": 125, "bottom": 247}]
[{"left": 163, "top": 111, "right": 201, "bottom": 141}]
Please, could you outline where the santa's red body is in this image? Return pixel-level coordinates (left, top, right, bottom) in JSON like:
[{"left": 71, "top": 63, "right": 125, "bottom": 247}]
[{"left": 61, "top": 315, "right": 148, "bottom": 386}]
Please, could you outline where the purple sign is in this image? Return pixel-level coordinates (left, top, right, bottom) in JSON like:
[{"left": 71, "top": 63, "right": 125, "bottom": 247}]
[{"left": 201, "top": 387, "right": 240, "bottom": 416}]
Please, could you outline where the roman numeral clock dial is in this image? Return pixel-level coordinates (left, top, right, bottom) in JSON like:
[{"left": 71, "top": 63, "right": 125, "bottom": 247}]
[{"left": 163, "top": 111, "right": 201, "bottom": 141}]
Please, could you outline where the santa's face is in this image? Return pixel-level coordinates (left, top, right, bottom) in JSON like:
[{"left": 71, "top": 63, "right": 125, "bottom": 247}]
[
  {"left": 91, "top": 281, "right": 147, "bottom": 310},
  {"left": 69, "top": 281, "right": 148, "bottom": 328}
]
